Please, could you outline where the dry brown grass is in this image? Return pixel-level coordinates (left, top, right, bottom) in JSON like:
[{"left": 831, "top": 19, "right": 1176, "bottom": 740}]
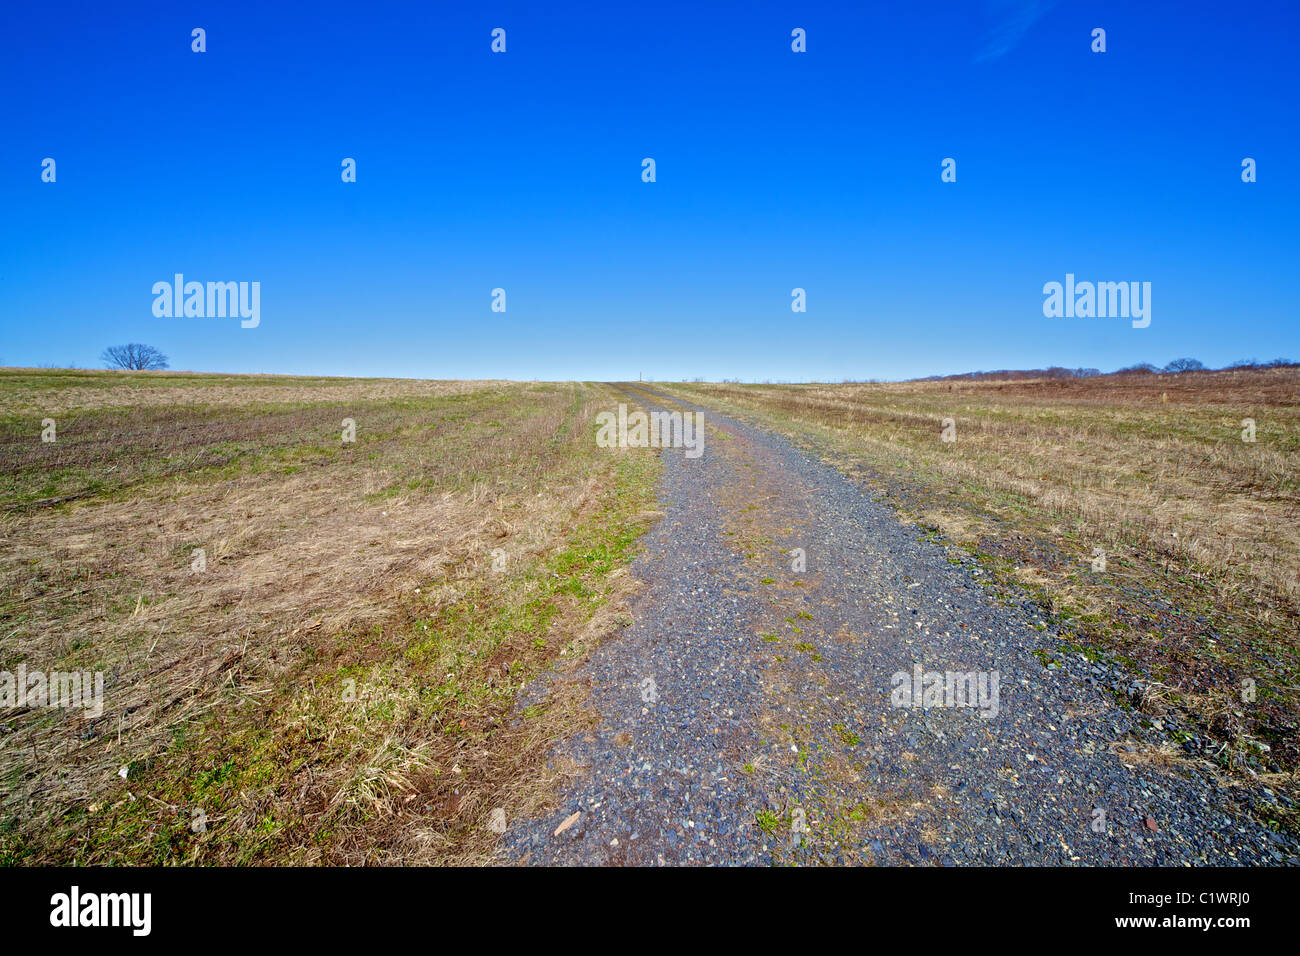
[
  {"left": 0, "top": 372, "right": 661, "bottom": 864},
  {"left": 0, "top": 368, "right": 500, "bottom": 417}
]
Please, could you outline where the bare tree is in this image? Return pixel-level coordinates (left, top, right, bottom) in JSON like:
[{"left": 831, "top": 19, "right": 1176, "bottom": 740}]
[
  {"left": 1163, "top": 357, "right": 1204, "bottom": 373},
  {"left": 101, "top": 344, "right": 169, "bottom": 371},
  {"left": 1117, "top": 363, "right": 1160, "bottom": 374}
]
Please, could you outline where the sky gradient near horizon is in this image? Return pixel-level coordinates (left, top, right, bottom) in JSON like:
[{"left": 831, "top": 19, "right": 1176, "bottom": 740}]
[{"left": 2, "top": 1, "right": 1297, "bottom": 381}]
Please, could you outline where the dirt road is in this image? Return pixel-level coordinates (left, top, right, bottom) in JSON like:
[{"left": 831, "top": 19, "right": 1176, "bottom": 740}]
[{"left": 506, "top": 385, "right": 1295, "bottom": 865}]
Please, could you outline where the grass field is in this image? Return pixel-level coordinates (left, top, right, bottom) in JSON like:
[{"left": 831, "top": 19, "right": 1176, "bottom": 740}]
[
  {"left": 660, "top": 369, "right": 1300, "bottom": 795},
  {"left": 4, "top": 366, "right": 1298, "bottom": 863},
  {"left": 0, "top": 370, "right": 660, "bottom": 863}
]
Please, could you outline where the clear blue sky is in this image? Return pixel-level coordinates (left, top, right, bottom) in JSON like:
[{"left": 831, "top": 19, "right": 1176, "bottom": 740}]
[{"left": 2, "top": 1, "right": 1296, "bottom": 381}]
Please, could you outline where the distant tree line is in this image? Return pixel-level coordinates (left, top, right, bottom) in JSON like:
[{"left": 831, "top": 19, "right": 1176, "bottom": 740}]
[
  {"left": 1114, "top": 357, "right": 1296, "bottom": 375},
  {"left": 691, "top": 357, "right": 1299, "bottom": 384},
  {"left": 925, "top": 366, "right": 1101, "bottom": 382},
  {"left": 922, "top": 357, "right": 1296, "bottom": 382}
]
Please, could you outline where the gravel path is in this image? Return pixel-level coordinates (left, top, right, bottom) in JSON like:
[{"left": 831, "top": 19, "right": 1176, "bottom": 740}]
[{"left": 504, "top": 386, "right": 1297, "bottom": 865}]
